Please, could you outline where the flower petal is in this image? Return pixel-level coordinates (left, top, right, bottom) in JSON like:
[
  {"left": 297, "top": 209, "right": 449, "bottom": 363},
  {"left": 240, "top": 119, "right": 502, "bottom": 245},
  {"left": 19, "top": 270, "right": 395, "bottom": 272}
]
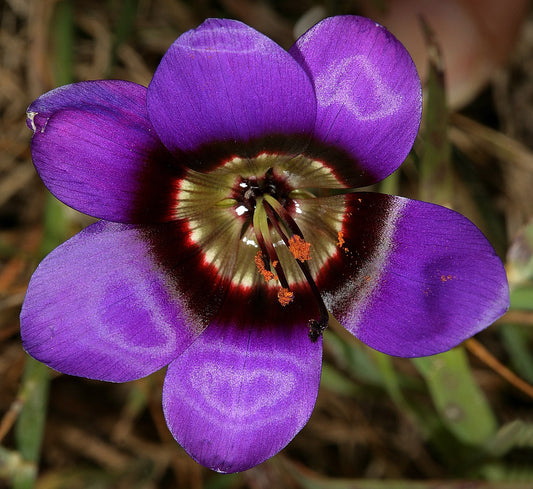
[
  {"left": 20, "top": 221, "right": 205, "bottom": 382},
  {"left": 163, "top": 319, "right": 322, "bottom": 473},
  {"left": 290, "top": 16, "right": 422, "bottom": 187},
  {"left": 147, "top": 19, "right": 316, "bottom": 166},
  {"left": 27, "top": 80, "right": 182, "bottom": 223},
  {"left": 321, "top": 193, "right": 509, "bottom": 357}
]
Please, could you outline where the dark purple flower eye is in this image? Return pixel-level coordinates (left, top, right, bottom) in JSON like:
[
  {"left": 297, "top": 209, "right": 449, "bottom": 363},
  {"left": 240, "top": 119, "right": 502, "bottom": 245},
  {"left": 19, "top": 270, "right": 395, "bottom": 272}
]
[{"left": 20, "top": 16, "right": 509, "bottom": 474}]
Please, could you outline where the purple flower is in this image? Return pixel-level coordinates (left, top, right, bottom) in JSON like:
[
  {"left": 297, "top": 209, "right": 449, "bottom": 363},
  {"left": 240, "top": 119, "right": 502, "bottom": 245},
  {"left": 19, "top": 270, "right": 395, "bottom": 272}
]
[{"left": 21, "top": 16, "right": 509, "bottom": 473}]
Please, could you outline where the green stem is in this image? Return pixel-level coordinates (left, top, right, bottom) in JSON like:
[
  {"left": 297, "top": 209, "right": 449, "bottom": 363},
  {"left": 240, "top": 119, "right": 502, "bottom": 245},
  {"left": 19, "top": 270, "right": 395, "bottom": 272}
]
[
  {"left": 12, "top": 358, "right": 50, "bottom": 489},
  {"left": 13, "top": 1, "right": 74, "bottom": 487},
  {"left": 418, "top": 18, "right": 453, "bottom": 205}
]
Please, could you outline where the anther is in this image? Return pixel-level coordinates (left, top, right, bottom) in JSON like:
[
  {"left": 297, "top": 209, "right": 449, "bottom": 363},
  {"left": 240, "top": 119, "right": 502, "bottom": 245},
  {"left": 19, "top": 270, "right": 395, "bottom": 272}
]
[
  {"left": 254, "top": 251, "right": 275, "bottom": 283},
  {"left": 277, "top": 287, "right": 294, "bottom": 306},
  {"left": 288, "top": 235, "right": 311, "bottom": 262}
]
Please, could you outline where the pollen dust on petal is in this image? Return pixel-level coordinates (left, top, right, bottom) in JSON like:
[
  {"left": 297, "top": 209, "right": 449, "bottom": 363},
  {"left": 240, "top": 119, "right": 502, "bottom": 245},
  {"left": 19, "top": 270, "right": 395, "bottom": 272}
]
[
  {"left": 336, "top": 230, "right": 349, "bottom": 253},
  {"left": 336, "top": 231, "right": 345, "bottom": 248},
  {"left": 277, "top": 287, "right": 294, "bottom": 306},
  {"left": 288, "top": 235, "right": 311, "bottom": 262},
  {"left": 255, "top": 251, "right": 275, "bottom": 282},
  {"left": 440, "top": 274, "right": 455, "bottom": 282}
]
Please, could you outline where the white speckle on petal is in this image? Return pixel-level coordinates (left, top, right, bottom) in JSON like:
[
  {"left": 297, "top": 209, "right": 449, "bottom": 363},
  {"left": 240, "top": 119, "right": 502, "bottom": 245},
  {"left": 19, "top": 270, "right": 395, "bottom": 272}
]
[
  {"left": 242, "top": 236, "right": 258, "bottom": 247},
  {"left": 27, "top": 111, "right": 38, "bottom": 133},
  {"left": 181, "top": 25, "right": 271, "bottom": 55},
  {"left": 235, "top": 205, "right": 248, "bottom": 216}
]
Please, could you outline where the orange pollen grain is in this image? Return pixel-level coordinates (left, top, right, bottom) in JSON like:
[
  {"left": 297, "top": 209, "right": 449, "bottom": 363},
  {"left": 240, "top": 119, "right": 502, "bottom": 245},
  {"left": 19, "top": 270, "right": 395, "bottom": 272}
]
[
  {"left": 277, "top": 287, "right": 294, "bottom": 306},
  {"left": 336, "top": 231, "right": 345, "bottom": 248},
  {"left": 288, "top": 235, "right": 311, "bottom": 262},
  {"left": 254, "top": 251, "right": 275, "bottom": 282}
]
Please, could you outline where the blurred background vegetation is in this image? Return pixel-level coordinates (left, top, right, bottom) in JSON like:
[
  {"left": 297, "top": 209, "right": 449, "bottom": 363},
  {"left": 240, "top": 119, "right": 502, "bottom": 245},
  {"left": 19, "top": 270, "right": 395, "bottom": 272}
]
[{"left": 1, "top": 0, "right": 533, "bottom": 488}]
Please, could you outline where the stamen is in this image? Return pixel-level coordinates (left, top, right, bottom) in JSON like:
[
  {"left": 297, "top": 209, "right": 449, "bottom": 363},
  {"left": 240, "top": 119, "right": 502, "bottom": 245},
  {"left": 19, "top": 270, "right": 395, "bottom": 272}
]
[
  {"left": 289, "top": 187, "right": 357, "bottom": 198},
  {"left": 263, "top": 194, "right": 303, "bottom": 239},
  {"left": 262, "top": 196, "right": 330, "bottom": 341},
  {"left": 252, "top": 197, "right": 291, "bottom": 294}
]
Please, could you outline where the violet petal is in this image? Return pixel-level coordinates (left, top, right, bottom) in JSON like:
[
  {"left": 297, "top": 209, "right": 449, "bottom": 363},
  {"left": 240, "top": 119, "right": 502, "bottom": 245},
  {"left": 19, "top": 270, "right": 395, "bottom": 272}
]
[
  {"left": 147, "top": 18, "right": 316, "bottom": 163},
  {"left": 290, "top": 16, "right": 422, "bottom": 187},
  {"left": 322, "top": 193, "right": 509, "bottom": 357},
  {"left": 20, "top": 221, "right": 204, "bottom": 381},
  {"left": 163, "top": 319, "right": 322, "bottom": 473},
  {"left": 27, "top": 80, "right": 182, "bottom": 223}
]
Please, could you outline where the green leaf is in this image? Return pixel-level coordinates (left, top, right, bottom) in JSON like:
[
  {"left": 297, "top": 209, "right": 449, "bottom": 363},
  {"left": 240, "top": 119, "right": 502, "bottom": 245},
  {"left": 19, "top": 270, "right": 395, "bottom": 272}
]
[
  {"left": 51, "top": 0, "right": 74, "bottom": 88},
  {"left": 284, "top": 457, "right": 533, "bottom": 489},
  {"left": 509, "top": 286, "right": 533, "bottom": 311},
  {"left": 485, "top": 420, "right": 533, "bottom": 457},
  {"left": 418, "top": 18, "right": 453, "bottom": 205},
  {"left": 507, "top": 217, "right": 533, "bottom": 286},
  {"left": 412, "top": 347, "right": 497, "bottom": 445},
  {"left": 12, "top": 358, "right": 50, "bottom": 489},
  {"left": 324, "top": 331, "right": 384, "bottom": 388},
  {"left": 499, "top": 323, "right": 533, "bottom": 383},
  {"left": 14, "top": 0, "right": 75, "bottom": 480}
]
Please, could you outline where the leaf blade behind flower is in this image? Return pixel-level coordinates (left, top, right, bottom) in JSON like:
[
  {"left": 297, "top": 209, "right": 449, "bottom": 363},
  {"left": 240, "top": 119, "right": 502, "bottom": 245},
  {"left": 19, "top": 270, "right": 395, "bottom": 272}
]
[{"left": 412, "top": 347, "right": 497, "bottom": 446}]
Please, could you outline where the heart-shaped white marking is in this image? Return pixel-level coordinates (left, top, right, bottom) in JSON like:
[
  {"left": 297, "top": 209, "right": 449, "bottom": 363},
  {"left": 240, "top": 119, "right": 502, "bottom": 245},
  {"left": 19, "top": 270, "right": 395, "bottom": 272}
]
[
  {"left": 179, "top": 347, "right": 307, "bottom": 430},
  {"left": 316, "top": 56, "right": 403, "bottom": 121}
]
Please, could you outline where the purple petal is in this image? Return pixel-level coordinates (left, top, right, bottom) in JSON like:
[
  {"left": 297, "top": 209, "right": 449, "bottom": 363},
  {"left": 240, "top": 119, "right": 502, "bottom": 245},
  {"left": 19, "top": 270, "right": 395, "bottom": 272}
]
[
  {"left": 20, "top": 221, "right": 205, "bottom": 382},
  {"left": 147, "top": 19, "right": 316, "bottom": 166},
  {"left": 163, "top": 319, "right": 322, "bottom": 473},
  {"left": 27, "top": 80, "right": 182, "bottom": 223},
  {"left": 321, "top": 193, "right": 509, "bottom": 357},
  {"left": 290, "top": 16, "right": 422, "bottom": 187}
]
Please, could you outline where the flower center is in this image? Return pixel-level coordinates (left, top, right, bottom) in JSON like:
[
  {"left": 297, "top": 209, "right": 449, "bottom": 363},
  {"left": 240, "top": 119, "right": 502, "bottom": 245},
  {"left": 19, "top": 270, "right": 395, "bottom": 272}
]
[{"left": 176, "top": 152, "right": 347, "bottom": 340}]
